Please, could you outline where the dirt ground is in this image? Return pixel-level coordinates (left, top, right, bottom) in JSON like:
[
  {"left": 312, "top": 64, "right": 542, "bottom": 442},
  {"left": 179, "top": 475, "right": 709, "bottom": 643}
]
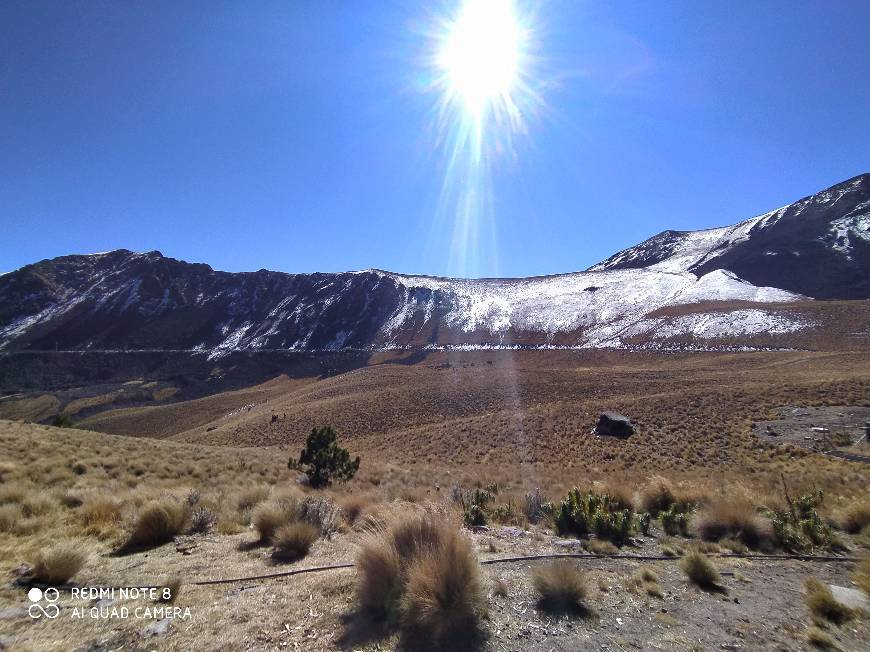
[
  {"left": 753, "top": 406, "right": 870, "bottom": 457},
  {"left": 0, "top": 523, "right": 867, "bottom": 651}
]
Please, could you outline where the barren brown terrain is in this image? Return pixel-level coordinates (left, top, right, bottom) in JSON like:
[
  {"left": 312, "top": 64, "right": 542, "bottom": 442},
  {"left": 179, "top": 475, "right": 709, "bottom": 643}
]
[{"left": 1, "top": 348, "right": 869, "bottom": 651}]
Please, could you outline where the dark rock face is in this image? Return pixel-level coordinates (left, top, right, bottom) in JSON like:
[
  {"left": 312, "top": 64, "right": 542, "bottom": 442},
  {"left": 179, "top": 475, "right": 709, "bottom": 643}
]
[
  {"left": 595, "top": 412, "right": 634, "bottom": 438},
  {"left": 589, "top": 173, "right": 870, "bottom": 299}
]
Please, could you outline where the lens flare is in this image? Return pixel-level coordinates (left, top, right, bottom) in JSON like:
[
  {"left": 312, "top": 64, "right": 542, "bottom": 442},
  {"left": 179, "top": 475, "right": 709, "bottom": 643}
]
[{"left": 424, "top": 0, "right": 541, "bottom": 277}]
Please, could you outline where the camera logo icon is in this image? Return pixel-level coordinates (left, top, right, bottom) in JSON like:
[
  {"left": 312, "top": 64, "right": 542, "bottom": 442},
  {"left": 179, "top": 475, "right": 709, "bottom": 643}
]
[{"left": 28, "top": 587, "right": 60, "bottom": 619}]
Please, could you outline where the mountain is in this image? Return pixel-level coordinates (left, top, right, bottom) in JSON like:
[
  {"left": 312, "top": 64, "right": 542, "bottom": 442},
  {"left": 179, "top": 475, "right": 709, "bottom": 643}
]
[
  {"left": 589, "top": 173, "right": 870, "bottom": 299},
  {"left": 1, "top": 175, "right": 867, "bottom": 355}
]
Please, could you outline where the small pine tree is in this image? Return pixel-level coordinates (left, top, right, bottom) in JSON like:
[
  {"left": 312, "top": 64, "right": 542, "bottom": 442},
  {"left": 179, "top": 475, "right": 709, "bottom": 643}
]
[{"left": 293, "top": 426, "right": 359, "bottom": 488}]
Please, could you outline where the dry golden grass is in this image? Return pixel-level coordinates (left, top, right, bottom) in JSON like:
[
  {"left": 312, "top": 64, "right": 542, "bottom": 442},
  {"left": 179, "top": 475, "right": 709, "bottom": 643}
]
[
  {"left": 694, "top": 498, "right": 774, "bottom": 549},
  {"left": 271, "top": 522, "right": 318, "bottom": 561},
  {"left": 532, "top": 560, "right": 588, "bottom": 614},
  {"left": 401, "top": 527, "right": 482, "bottom": 640},
  {"left": 251, "top": 502, "right": 292, "bottom": 543},
  {"left": 807, "top": 626, "right": 841, "bottom": 650},
  {"left": 835, "top": 500, "right": 870, "bottom": 534},
  {"left": 31, "top": 540, "right": 88, "bottom": 584},
  {"left": 805, "top": 577, "right": 853, "bottom": 624},
  {"left": 356, "top": 507, "right": 482, "bottom": 643},
  {"left": 680, "top": 550, "right": 720, "bottom": 589},
  {"left": 123, "top": 499, "right": 188, "bottom": 550}
]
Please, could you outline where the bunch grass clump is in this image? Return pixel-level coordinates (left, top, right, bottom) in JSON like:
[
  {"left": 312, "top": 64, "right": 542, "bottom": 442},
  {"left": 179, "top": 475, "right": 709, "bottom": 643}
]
[
  {"left": 805, "top": 577, "right": 853, "bottom": 624},
  {"left": 679, "top": 550, "right": 720, "bottom": 589},
  {"left": 123, "top": 499, "right": 188, "bottom": 550},
  {"left": 271, "top": 522, "right": 319, "bottom": 561},
  {"left": 532, "top": 560, "right": 588, "bottom": 614},
  {"left": 356, "top": 508, "right": 483, "bottom": 645},
  {"left": 32, "top": 541, "right": 88, "bottom": 584},
  {"left": 694, "top": 499, "right": 773, "bottom": 550}
]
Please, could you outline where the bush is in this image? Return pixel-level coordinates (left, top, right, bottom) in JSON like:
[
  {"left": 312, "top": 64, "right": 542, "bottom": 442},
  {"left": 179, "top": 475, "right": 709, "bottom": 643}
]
[
  {"left": 188, "top": 506, "right": 216, "bottom": 534},
  {"left": 32, "top": 541, "right": 88, "bottom": 584},
  {"left": 235, "top": 484, "right": 271, "bottom": 514},
  {"left": 554, "top": 487, "right": 634, "bottom": 545},
  {"left": 356, "top": 510, "right": 483, "bottom": 644},
  {"left": 524, "top": 488, "right": 548, "bottom": 524},
  {"left": 638, "top": 476, "right": 676, "bottom": 516},
  {"left": 766, "top": 489, "right": 835, "bottom": 551},
  {"left": 124, "top": 500, "right": 188, "bottom": 550},
  {"left": 532, "top": 560, "right": 588, "bottom": 614},
  {"left": 294, "top": 426, "right": 360, "bottom": 488},
  {"left": 451, "top": 485, "right": 495, "bottom": 527},
  {"left": 805, "top": 577, "right": 853, "bottom": 624},
  {"left": 694, "top": 499, "right": 773, "bottom": 549},
  {"left": 271, "top": 522, "right": 319, "bottom": 561},
  {"left": 50, "top": 414, "right": 74, "bottom": 428},
  {"left": 679, "top": 550, "right": 720, "bottom": 588}
]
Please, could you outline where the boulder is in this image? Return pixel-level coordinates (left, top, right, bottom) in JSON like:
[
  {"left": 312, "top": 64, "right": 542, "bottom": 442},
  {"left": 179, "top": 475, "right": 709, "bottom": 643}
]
[{"left": 595, "top": 412, "right": 634, "bottom": 438}]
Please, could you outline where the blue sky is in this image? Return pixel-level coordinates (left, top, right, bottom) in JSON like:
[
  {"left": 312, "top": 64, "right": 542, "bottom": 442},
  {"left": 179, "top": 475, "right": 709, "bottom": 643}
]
[{"left": 2, "top": 1, "right": 869, "bottom": 278}]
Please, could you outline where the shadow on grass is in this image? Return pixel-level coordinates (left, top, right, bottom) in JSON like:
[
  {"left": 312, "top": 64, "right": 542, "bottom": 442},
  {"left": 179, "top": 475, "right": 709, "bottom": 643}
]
[
  {"left": 535, "top": 596, "right": 592, "bottom": 618},
  {"left": 236, "top": 538, "right": 269, "bottom": 552},
  {"left": 337, "top": 608, "right": 487, "bottom": 652}
]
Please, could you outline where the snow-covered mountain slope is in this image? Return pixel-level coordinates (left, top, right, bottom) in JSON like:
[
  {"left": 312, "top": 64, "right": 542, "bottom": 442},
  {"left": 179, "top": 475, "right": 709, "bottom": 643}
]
[
  {"left": 1, "top": 174, "right": 866, "bottom": 354},
  {"left": 590, "top": 173, "right": 870, "bottom": 299}
]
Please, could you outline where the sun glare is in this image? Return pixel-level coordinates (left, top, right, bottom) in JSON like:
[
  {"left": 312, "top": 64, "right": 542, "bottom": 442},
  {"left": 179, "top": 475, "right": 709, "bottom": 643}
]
[
  {"left": 423, "top": 0, "right": 541, "bottom": 278},
  {"left": 438, "top": 0, "right": 522, "bottom": 120}
]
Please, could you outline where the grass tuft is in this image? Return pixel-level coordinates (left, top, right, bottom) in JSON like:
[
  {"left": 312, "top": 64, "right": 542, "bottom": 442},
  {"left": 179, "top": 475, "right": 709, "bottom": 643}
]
[
  {"left": 532, "top": 560, "right": 588, "bottom": 614},
  {"left": 271, "top": 522, "right": 319, "bottom": 562},
  {"left": 679, "top": 550, "right": 720, "bottom": 589},
  {"left": 356, "top": 508, "right": 483, "bottom": 645},
  {"left": 32, "top": 541, "right": 88, "bottom": 584},
  {"left": 805, "top": 578, "right": 853, "bottom": 624},
  {"left": 123, "top": 499, "right": 188, "bottom": 550}
]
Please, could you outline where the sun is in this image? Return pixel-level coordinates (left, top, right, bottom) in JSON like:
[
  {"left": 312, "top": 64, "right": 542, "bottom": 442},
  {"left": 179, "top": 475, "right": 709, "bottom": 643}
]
[{"left": 436, "top": 0, "right": 525, "bottom": 121}]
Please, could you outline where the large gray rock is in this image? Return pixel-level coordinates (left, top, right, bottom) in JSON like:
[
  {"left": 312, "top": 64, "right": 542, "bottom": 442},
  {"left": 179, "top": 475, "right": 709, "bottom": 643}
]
[{"left": 595, "top": 412, "right": 634, "bottom": 438}]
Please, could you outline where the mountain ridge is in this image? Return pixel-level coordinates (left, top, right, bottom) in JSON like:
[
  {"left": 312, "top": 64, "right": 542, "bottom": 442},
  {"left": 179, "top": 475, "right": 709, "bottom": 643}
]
[{"left": 1, "top": 174, "right": 867, "bottom": 355}]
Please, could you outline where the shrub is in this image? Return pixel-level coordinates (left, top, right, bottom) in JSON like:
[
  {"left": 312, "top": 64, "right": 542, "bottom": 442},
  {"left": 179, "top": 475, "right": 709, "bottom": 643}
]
[
  {"left": 532, "top": 560, "right": 588, "bottom": 614},
  {"left": 766, "top": 489, "right": 834, "bottom": 551},
  {"left": 694, "top": 499, "right": 773, "bottom": 549},
  {"left": 188, "top": 506, "right": 216, "bottom": 534},
  {"left": 50, "top": 414, "right": 74, "bottom": 428},
  {"left": 294, "top": 426, "right": 360, "bottom": 488},
  {"left": 451, "top": 486, "right": 495, "bottom": 527},
  {"left": 271, "top": 522, "right": 319, "bottom": 561},
  {"left": 805, "top": 578, "right": 853, "bottom": 624},
  {"left": 356, "top": 510, "right": 483, "bottom": 644},
  {"left": 661, "top": 505, "right": 689, "bottom": 536},
  {"left": 524, "top": 488, "right": 548, "bottom": 524},
  {"left": 252, "top": 502, "right": 291, "bottom": 543},
  {"left": 124, "top": 500, "right": 188, "bottom": 550},
  {"left": 32, "top": 541, "right": 88, "bottom": 584},
  {"left": 679, "top": 550, "right": 720, "bottom": 588},
  {"left": 554, "top": 487, "right": 634, "bottom": 545}
]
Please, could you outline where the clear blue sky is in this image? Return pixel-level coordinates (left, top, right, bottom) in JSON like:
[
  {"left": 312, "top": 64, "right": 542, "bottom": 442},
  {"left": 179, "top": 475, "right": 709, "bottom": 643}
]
[{"left": 2, "top": 1, "right": 869, "bottom": 278}]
